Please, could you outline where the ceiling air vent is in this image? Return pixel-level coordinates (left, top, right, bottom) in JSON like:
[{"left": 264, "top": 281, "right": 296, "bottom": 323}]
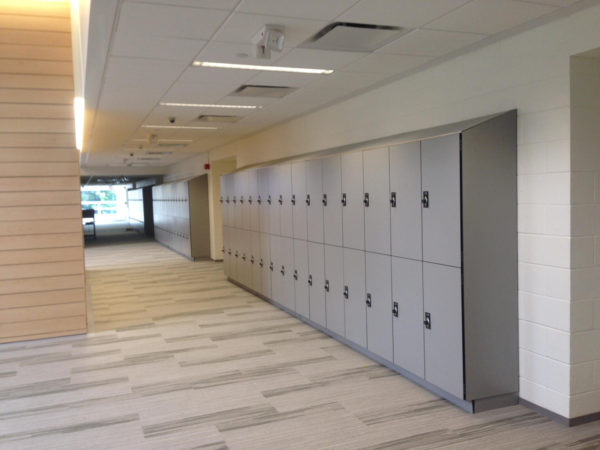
[
  {"left": 195, "top": 115, "right": 241, "bottom": 123},
  {"left": 301, "top": 22, "right": 406, "bottom": 52},
  {"left": 145, "top": 151, "right": 173, "bottom": 156},
  {"left": 232, "top": 84, "right": 297, "bottom": 98}
]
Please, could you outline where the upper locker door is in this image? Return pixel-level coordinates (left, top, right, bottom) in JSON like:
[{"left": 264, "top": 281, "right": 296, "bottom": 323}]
[
  {"left": 306, "top": 159, "right": 324, "bottom": 243},
  {"left": 291, "top": 162, "right": 307, "bottom": 240},
  {"left": 234, "top": 173, "right": 243, "bottom": 230},
  {"left": 220, "top": 175, "right": 227, "bottom": 227},
  {"left": 363, "top": 147, "right": 391, "bottom": 255},
  {"left": 224, "top": 174, "right": 233, "bottom": 228},
  {"left": 343, "top": 248, "right": 366, "bottom": 348},
  {"left": 421, "top": 134, "right": 461, "bottom": 267},
  {"left": 390, "top": 142, "right": 422, "bottom": 260},
  {"left": 293, "top": 239, "right": 309, "bottom": 319},
  {"left": 240, "top": 171, "right": 250, "bottom": 231},
  {"left": 341, "top": 152, "right": 365, "bottom": 250},
  {"left": 268, "top": 166, "right": 281, "bottom": 235},
  {"left": 259, "top": 232, "right": 272, "bottom": 299},
  {"left": 325, "top": 244, "right": 344, "bottom": 337},
  {"left": 308, "top": 242, "right": 326, "bottom": 327},
  {"left": 247, "top": 169, "right": 259, "bottom": 232},
  {"left": 322, "top": 155, "right": 343, "bottom": 247},
  {"left": 366, "top": 252, "right": 393, "bottom": 362},
  {"left": 257, "top": 168, "right": 270, "bottom": 234},
  {"left": 279, "top": 164, "right": 294, "bottom": 238}
]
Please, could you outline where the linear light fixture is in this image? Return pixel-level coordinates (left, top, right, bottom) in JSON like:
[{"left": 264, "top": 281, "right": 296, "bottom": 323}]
[
  {"left": 74, "top": 96, "right": 84, "bottom": 151},
  {"left": 141, "top": 125, "right": 217, "bottom": 130},
  {"left": 160, "top": 102, "right": 261, "bottom": 109},
  {"left": 193, "top": 61, "right": 334, "bottom": 75}
]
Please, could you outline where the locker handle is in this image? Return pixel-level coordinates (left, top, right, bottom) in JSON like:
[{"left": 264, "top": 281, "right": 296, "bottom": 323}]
[
  {"left": 269, "top": 262, "right": 274, "bottom": 271},
  {"left": 390, "top": 192, "right": 397, "bottom": 208},
  {"left": 220, "top": 196, "right": 223, "bottom": 204},
  {"left": 280, "top": 265, "right": 285, "bottom": 276},
  {"left": 293, "top": 269, "right": 298, "bottom": 280},
  {"left": 343, "top": 285, "right": 349, "bottom": 299},
  {"left": 322, "top": 194, "right": 327, "bottom": 206},
  {"left": 233, "top": 196, "right": 237, "bottom": 204},
  {"left": 278, "top": 195, "right": 283, "bottom": 205},
  {"left": 242, "top": 254, "right": 246, "bottom": 261},
  {"left": 392, "top": 301, "right": 399, "bottom": 318},
  {"left": 259, "top": 258, "right": 264, "bottom": 268},
  {"left": 226, "top": 197, "right": 230, "bottom": 204},
  {"left": 366, "top": 293, "right": 372, "bottom": 307},
  {"left": 221, "top": 246, "right": 225, "bottom": 253},
  {"left": 422, "top": 191, "right": 429, "bottom": 208},
  {"left": 240, "top": 196, "right": 244, "bottom": 204},
  {"left": 424, "top": 312, "right": 431, "bottom": 329},
  {"left": 306, "top": 194, "right": 311, "bottom": 206},
  {"left": 291, "top": 194, "right": 296, "bottom": 205},
  {"left": 341, "top": 193, "right": 347, "bottom": 207},
  {"left": 324, "top": 280, "right": 329, "bottom": 292},
  {"left": 250, "top": 256, "right": 254, "bottom": 264},
  {"left": 235, "top": 251, "right": 239, "bottom": 258},
  {"left": 257, "top": 195, "right": 262, "bottom": 205},
  {"left": 267, "top": 195, "right": 272, "bottom": 205},
  {"left": 363, "top": 193, "right": 370, "bottom": 207},
  {"left": 308, "top": 274, "right": 313, "bottom": 286},
  {"left": 228, "top": 249, "right": 231, "bottom": 255},
  {"left": 248, "top": 196, "right": 252, "bottom": 205}
]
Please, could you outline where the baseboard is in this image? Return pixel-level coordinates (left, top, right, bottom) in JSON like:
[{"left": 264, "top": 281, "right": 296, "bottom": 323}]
[{"left": 519, "top": 398, "right": 600, "bottom": 427}]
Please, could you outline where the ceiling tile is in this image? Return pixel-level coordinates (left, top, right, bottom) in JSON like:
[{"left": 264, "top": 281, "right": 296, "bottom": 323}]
[
  {"left": 117, "top": 2, "right": 230, "bottom": 40},
  {"left": 275, "top": 48, "right": 368, "bottom": 70},
  {"left": 237, "top": 0, "right": 358, "bottom": 20},
  {"left": 193, "top": 41, "right": 290, "bottom": 65},
  {"left": 378, "top": 29, "right": 487, "bottom": 57},
  {"left": 104, "top": 56, "right": 188, "bottom": 85},
  {"left": 125, "top": 0, "right": 239, "bottom": 9},
  {"left": 306, "top": 70, "right": 391, "bottom": 93},
  {"left": 111, "top": 33, "right": 206, "bottom": 61},
  {"left": 161, "top": 82, "right": 234, "bottom": 104},
  {"left": 338, "top": 0, "right": 471, "bottom": 28},
  {"left": 212, "top": 12, "right": 328, "bottom": 46},
  {"left": 345, "top": 53, "right": 432, "bottom": 74},
  {"left": 426, "top": 0, "right": 558, "bottom": 35},
  {"left": 176, "top": 65, "right": 255, "bottom": 86}
]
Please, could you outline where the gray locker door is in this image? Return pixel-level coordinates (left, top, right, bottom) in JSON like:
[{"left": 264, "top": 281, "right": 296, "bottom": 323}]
[
  {"left": 343, "top": 248, "right": 366, "bottom": 348},
  {"left": 366, "top": 252, "right": 393, "bottom": 362},
  {"left": 423, "top": 262, "right": 463, "bottom": 399},
  {"left": 291, "top": 162, "right": 308, "bottom": 240},
  {"left": 306, "top": 159, "right": 324, "bottom": 243},
  {"left": 231, "top": 228, "right": 240, "bottom": 282},
  {"left": 270, "top": 235, "right": 282, "bottom": 305},
  {"left": 248, "top": 169, "right": 260, "bottom": 232},
  {"left": 390, "top": 142, "right": 422, "bottom": 260},
  {"left": 363, "top": 147, "right": 391, "bottom": 255},
  {"left": 341, "top": 152, "right": 365, "bottom": 250},
  {"left": 392, "top": 257, "right": 424, "bottom": 377},
  {"left": 268, "top": 166, "right": 281, "bottom": 235},
  {"left": 260, "top": 232, "right": 272, "bottom": 299},
  {"left": 223, "top": 226, "right": 231, "bottom": 277},
  {"left": 325, "top": 244, "right": 344, "bottom": 336},
  {"left": 308, "top": 242, "right": 326, "bottom": 327},
  {"left": 280, "top": 237, "right": 295, "bottom": 310},
  {"left": 251, "top": 231, "right": 262, "bottom": 293},
  {"left": 421, "top": 134, "right": 461, "bottom": 267},
  {"left": 257, "top": 168, "right": 270, "bottom": 234},
  {"left": 234, "top": 173, "right": 243, "bottom": 230},
  {"left": 279, "top": 164, "right": 294, "bottom": 238},
  {"left": 241, "top": 230, "right": 252, "bottom": 287},
  {"left": 322, "top": 155, "right": 343, "bottom": 247},
  {"left": 293, "top": 239, "right": 310, "bottom": 319},
  {"left": 240, "top": 171, "right": 250, "bottom": 231}
]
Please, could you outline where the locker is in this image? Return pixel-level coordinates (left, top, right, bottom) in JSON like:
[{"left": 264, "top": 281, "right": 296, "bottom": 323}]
[
  {"left": 247, "top": 169, "right": 260, "bottom": 232},
  {"left": 223, "top": 226, "right": 231, "bottom": 277},
  {"left": 343, "top": 248, "right": 366, "bottom": 348},
  {"left": 279, "top": 237, "right": 295, "bottom": 310},
  {"left": 308, "top": 242, "right": 326, "bottom": 327},
  {"left": 341, "top": 152, "right": 364, "bottom": 250},
  {"left": 293, "top": 239, "right": 310, "bottom": 319},
  {"left": 241, "top": 230, "right": 252, "bottom": 287},
  {"left": 421, "top": 135, "right": 461, "bottom": 267},
  {"left": 423, "top": 262, "right": 463, "bottom": 398},
  {"left": 268, "top": 166, "right": 281, "bottom": 235},
  {"left": 324, "top": 244, "right": 344, "bottom": 337},
  {"left": 270, "top": 235, "right": 282, "bottom": 305},
  {"left": 250, "top": 231, "right": 261, "bottom": 292},
  {"left": 365, "top": 252, "right": 393, "bottom": 362},
  {"left": 239, "top": 171, "right": 250, "bottom": 230},
  {"left": 230, "top": 228, "right": 239, "bottom": 282},
  {"left": 322, "top": 155, "right": 343, "bottom": 247},
  {"left": 389, "top": 141, "right": 422, "bottom": 260},
  {"left": 279, "top": 164, "right": 294, "bottom": 238},
  {"left": 306, "top": 159, "right": 324, "bottom": 243},
  {"left": 291, "top": 162, "right": 308, "bottom": 240},
  {"left": 259, "top": 232, "right": 271, "bottom": 299},
  {"left": 220, "top": 175, "right": 227, "bottom": 227},
  {"left": 392, "top": 257, "right": 424, "bottom": 378},
  {"left": 257, "top": 168, "right": 270, "bottom": 234},
  {"left": 363, "top": 147, "right": 391, "bottom": 255},
  {"left": 234, "top": 173, "right": 243, "bottom": 230}
]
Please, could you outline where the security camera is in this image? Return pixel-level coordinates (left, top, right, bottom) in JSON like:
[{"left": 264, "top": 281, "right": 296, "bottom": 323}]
[
  {"left": 252, "top": 25, "right": 284, "bottom": 60},
  {"left": 169, "top": 117, "right": 176, "bottom": 124}
]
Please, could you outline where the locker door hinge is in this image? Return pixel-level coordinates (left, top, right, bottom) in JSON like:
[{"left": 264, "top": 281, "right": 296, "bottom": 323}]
[
  {"left": 390, "top": 192, "right": 397, "bottom": 208},
  {"left": 424, "top": 312, "right": 431, "bottom": 329},
  {"left": 306, "top": 194, "right": 311, "bottom": 206},
  {"left": 280, "top": 265, "right": 285, "bottom": 276},
  {"left": 363, "top": 192, "right": 370, "bottom": 207},
  {"left": 343, "top": 285, "right": 349, "bottom": 299},
  {"left": 293, "top": 269, "right": 298, "bottom": 280},
  {"left": 322, "top": 193, "right": 327, "bottom": 206},
  {"left": 278, "top": 195, "right": 283, "bottom": 205},
  {"left": 422, "top": 191, "right": 429, "bottom": 208},
  {"left": 267, "top": 195, "right": 272, "bottom": 205},
  {"left": 291, "top": 194, "right": 296, "bottom": 205},
  {"left": 392, "top": 301, "right": 399, "bottom": 317},
  {"left": 341, "top": 193, "right": 347, "bottom": 207},
  {"left": 308, "top": 274, "right": 313, "bottom": 286},
  {"left": 257, "top": 195, "right": 262, "bottom": 205},
  {"left": 269, "top": 262, "right": 274, "bottom": 271},
  {"left": 324, "top": 280, "right": 329, "bottom": 292}
]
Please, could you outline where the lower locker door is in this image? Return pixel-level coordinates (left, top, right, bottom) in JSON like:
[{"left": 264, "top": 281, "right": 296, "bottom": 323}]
[
  {"left": 366, "top": 252, "right": 393, "bottom": 362},
  {"left": 260, "top": 233, "right": 272, "bottom": 299},
  {"left": 293, "top": 239, "right": 309, "bottom": 319},
  {"left": 251, "top": 232, "right": 261, "bottom": 292},
  {"left": 280, "top": 237, "right": 295, "bottom": 311},
  {"left": 270, "top": 235, "right": 283, "bottom": 305},
  {"left": 343, "top": 248, "right": 366, "bottom": 348},
  {"left": 423, "top": 262, "right": 463, "bottom": 399},
  {"left": 308, "top": 242, "right": 326, "bottom": 327},
  {"left": 392, "top": 257, "right": 424, "bottom": 378},
  {"left": 325, "top": 244, "right": 345, "bottom": 336}
]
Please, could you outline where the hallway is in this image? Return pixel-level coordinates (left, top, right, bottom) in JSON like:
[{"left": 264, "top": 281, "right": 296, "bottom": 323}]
[{"left": 0, "top": 241, "right": 598, "bottom": 449}]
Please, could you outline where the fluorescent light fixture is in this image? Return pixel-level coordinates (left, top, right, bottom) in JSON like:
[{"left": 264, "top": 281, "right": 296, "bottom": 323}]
[
  {"left": 160, "top": 102, "right": 261, "bottom": 109},
  {"left": 193, "top": 61, "right": 334, "bottom": 75},
  {"left": 74, "top": 96, "right": 84, "bottom": 151},
  {"left": 141, "top": 125, "right": 217, "bottom": 130}
]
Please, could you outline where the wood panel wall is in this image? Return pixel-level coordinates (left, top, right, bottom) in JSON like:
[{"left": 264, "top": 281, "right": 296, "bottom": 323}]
[{"left": 0, "top": 0, "right": 86, "bottom": 343}]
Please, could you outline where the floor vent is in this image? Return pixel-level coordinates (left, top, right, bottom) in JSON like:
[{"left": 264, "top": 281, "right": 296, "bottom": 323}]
[{"left": 301, "top": 22, "right": 406, "bottom": 52}]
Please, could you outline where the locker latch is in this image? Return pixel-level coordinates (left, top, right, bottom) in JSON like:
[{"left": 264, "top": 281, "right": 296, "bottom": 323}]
[
  {"left": 248, "top": 196, "right": 252, "bottom": 204},
  {"left": 257, "top": 195, "right": 262, "bottom": 205},
  {"left": 341, "top": 193, "right": 347, "bottom": 207},
  {"left": 306, "top": 194, "right": 311, "bottom": 206},
  {"left": 280, "top": 265, "right": 285, "bottom": 276},
  {"left": 291, "top": 194, "right": 296, "bottom": 205},
  {"left": 392, "top": 301, "right": 399, "bottom": 318},
  {"left": 308, "top": 274, "right": 313, "bottom": 286},
  {"left": 228, "top": 249, "right": 231, "bottom": 255},
  {"left": 242, "top": 253, "right": 246, "bottom": 261},
  {"left": 226, "top": 197, "right": 230, "bottom": 204},
  {"left": 222, "top": 246, "right": 225, "bottom": 253},
  {"left": 278, "top": 195, "right": 283, "bottom": 205},
  {"left": 250, "top": 256, "right": 254, "bottom": 264},
  {"left": 366, "top": 293, "right": 372, "bottom": 307},
  {"left": 240, "top": 196, "right": 244, "bottom": 204},
  {"left": 363, "top": 193, "right": 370, "bottom": 207},
  {"left": 293, "top": 269, "right": 298, "bottom": 280},
  {"left": 324, "top": 280, "right": 329, "bottom": 292},
  {"left": 220, "top": 196, "right": 223, "bottom": 204},
  {"left": 267, "top": 195, "right": 272, "bottom": 205},
  {"left": 424, "top": 312, "right": 431, "bottom": 329},
  {"left": 422, "top": 191, "right": 429, "bottom": 208},
  {"left": 233, "top": 196, "right": 237, "bottom": 204},
  {"left": 390, "top": 192, "right": 397, "bottom": 208},
  {"left": 269, "top": 262, "right": 274, "bottom": 271},
  {"left": 343, "top": 285, "right": 349, "bottom": 299},
  {"left": 259, "top": 258, "right": 264, "bottom": 268},
  {"left": 235, "top": 251, "right": 239, "bottom": 258},
  {"left": 322, "top": 194, "right": 327, "bottom": 206}
]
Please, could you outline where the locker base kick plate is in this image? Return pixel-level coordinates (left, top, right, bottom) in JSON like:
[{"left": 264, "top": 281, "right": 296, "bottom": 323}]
[{"left": 227, "top": 277, "right": 518, "bottom": 414}]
